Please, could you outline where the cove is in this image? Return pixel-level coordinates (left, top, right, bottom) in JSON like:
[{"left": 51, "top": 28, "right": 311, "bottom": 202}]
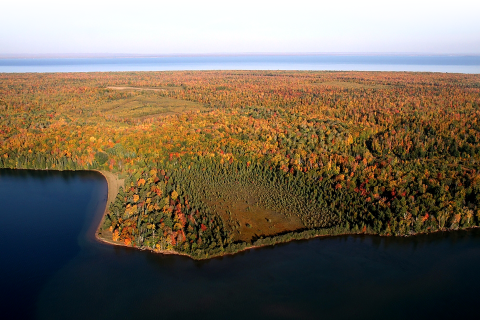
[{"left": 1, "top": 169, "right": 480, "bottom": 320}]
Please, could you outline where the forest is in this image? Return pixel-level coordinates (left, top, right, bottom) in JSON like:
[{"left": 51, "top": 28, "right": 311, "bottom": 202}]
[{"left": 1, "top": 70, "right": 479, "bottom": 259}]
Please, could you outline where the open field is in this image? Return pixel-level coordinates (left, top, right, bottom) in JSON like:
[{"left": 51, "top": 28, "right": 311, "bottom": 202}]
[
  {"left": 98, "top": 93, "right": 206, "bottom": 119},
  {"left": 203, "top": 184, "right": 305, "bottom": 242},
  {"left": 107, "top": 86, "right": 184, "bottom": 92}
]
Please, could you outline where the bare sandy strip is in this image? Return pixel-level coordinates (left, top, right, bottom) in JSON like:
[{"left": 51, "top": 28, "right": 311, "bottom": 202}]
[{"left": 94, "top": 170, "right": 124, "bottom": 238}]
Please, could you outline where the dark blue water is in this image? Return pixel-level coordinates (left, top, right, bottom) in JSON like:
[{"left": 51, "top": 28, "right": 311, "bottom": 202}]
[
  {"left": 1, "top": 169, "right": 480, "bottom": 320},
  {"left": 0, "top": 169, "right": 107, "bottom": 320},
  {"left": 1, "top": 55, "right": 479, "bottom": 73}
]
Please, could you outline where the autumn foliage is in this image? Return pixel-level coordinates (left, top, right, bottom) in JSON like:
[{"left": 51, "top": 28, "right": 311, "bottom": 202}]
[{"left": 1, "top": 70, "right": 480, "bottom": 258}]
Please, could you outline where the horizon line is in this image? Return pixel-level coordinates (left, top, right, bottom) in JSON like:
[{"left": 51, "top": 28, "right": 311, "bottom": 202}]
[{"left": 1, "top": 52, "right": 480, "bottom": 59}]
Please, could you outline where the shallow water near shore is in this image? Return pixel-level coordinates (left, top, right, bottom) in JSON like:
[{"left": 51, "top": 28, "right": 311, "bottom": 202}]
[{"left": 1, "top": 168, "right": 480, "bottom": 320}]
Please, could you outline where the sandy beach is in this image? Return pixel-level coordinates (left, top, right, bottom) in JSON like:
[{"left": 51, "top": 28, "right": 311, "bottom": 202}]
[{"left": 94, "top": 170, "right": 124, "bottom": 240}]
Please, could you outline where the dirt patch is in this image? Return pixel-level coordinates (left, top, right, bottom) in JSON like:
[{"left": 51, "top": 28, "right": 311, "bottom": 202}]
[{"left": 205, "top": 189, "right": 305, "bottom": 243}]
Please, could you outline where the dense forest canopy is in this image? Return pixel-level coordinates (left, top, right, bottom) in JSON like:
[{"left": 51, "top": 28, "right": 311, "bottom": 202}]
[{"left": 1, "top": 71, "right": 480, "bottom": 259}]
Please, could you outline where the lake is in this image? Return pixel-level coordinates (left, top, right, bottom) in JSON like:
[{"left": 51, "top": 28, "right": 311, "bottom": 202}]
[
  {"left": 1, "top": 55, "right": 480, "bottom": 73},
  {"left": 1, "top": 169, "right": 480, "bottom": 320}
]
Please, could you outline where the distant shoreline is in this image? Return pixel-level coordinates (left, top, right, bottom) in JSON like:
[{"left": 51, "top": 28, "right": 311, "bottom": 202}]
[
  {"left": 2, "top": 53, "right": 480, "bottom": 59},
  {"left": 1, "top": 56, "right": 478, "bottom": 74}
]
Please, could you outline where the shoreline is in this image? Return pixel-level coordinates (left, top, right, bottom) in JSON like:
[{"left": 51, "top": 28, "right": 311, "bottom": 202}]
[
  {"left": 1, "top": 167, "right": 478, "bottom": 260},
  {"left": 1, "top": 167, "right": 477, "bottom": 260},
  {"left": 93, "top": 170, "right": 124, "bottom": 242},
  {"left": 46, "top": 168, "right": 478, "bottom": 261},
  {"left": 92, "top": 170, "right": 203, "bottom": 259},
  {"left": 93, "top": 169, "right": 480, "bottom": 260},
  {"left": 95, "top": 222, "right": 480, "bottom": 261}
]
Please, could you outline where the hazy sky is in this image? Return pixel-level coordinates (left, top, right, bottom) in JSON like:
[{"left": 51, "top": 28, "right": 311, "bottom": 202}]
[{"left": 1, "top": 0, "right": 479, "bottom": 54}]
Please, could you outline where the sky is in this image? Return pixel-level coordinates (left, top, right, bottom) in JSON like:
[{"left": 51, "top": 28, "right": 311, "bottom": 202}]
[{"left": 1, "top": 0, "right": 479, "bottom": 55}]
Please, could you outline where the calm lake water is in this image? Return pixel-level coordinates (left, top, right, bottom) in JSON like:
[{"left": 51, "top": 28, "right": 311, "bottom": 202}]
[
  {"left": 1, "top": 169, "right": 480, "bottom": 319},
  {"left": 1, "top": 55, "right": 480, "bottom": 73}
]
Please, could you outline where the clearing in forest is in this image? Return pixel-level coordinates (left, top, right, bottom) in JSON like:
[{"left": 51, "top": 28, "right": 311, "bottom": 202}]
[
  {"left": 107, "top": 86, "right": 184, "bottom": 92},
  {"left": 204, "top": 186, "right": 305, "bottom": 243},
  {"left": 98, "top": 92, "right": 206, "bottom": 119},
  {"left": 183, "top": 167, "right": 309, "bottom": 243}
]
